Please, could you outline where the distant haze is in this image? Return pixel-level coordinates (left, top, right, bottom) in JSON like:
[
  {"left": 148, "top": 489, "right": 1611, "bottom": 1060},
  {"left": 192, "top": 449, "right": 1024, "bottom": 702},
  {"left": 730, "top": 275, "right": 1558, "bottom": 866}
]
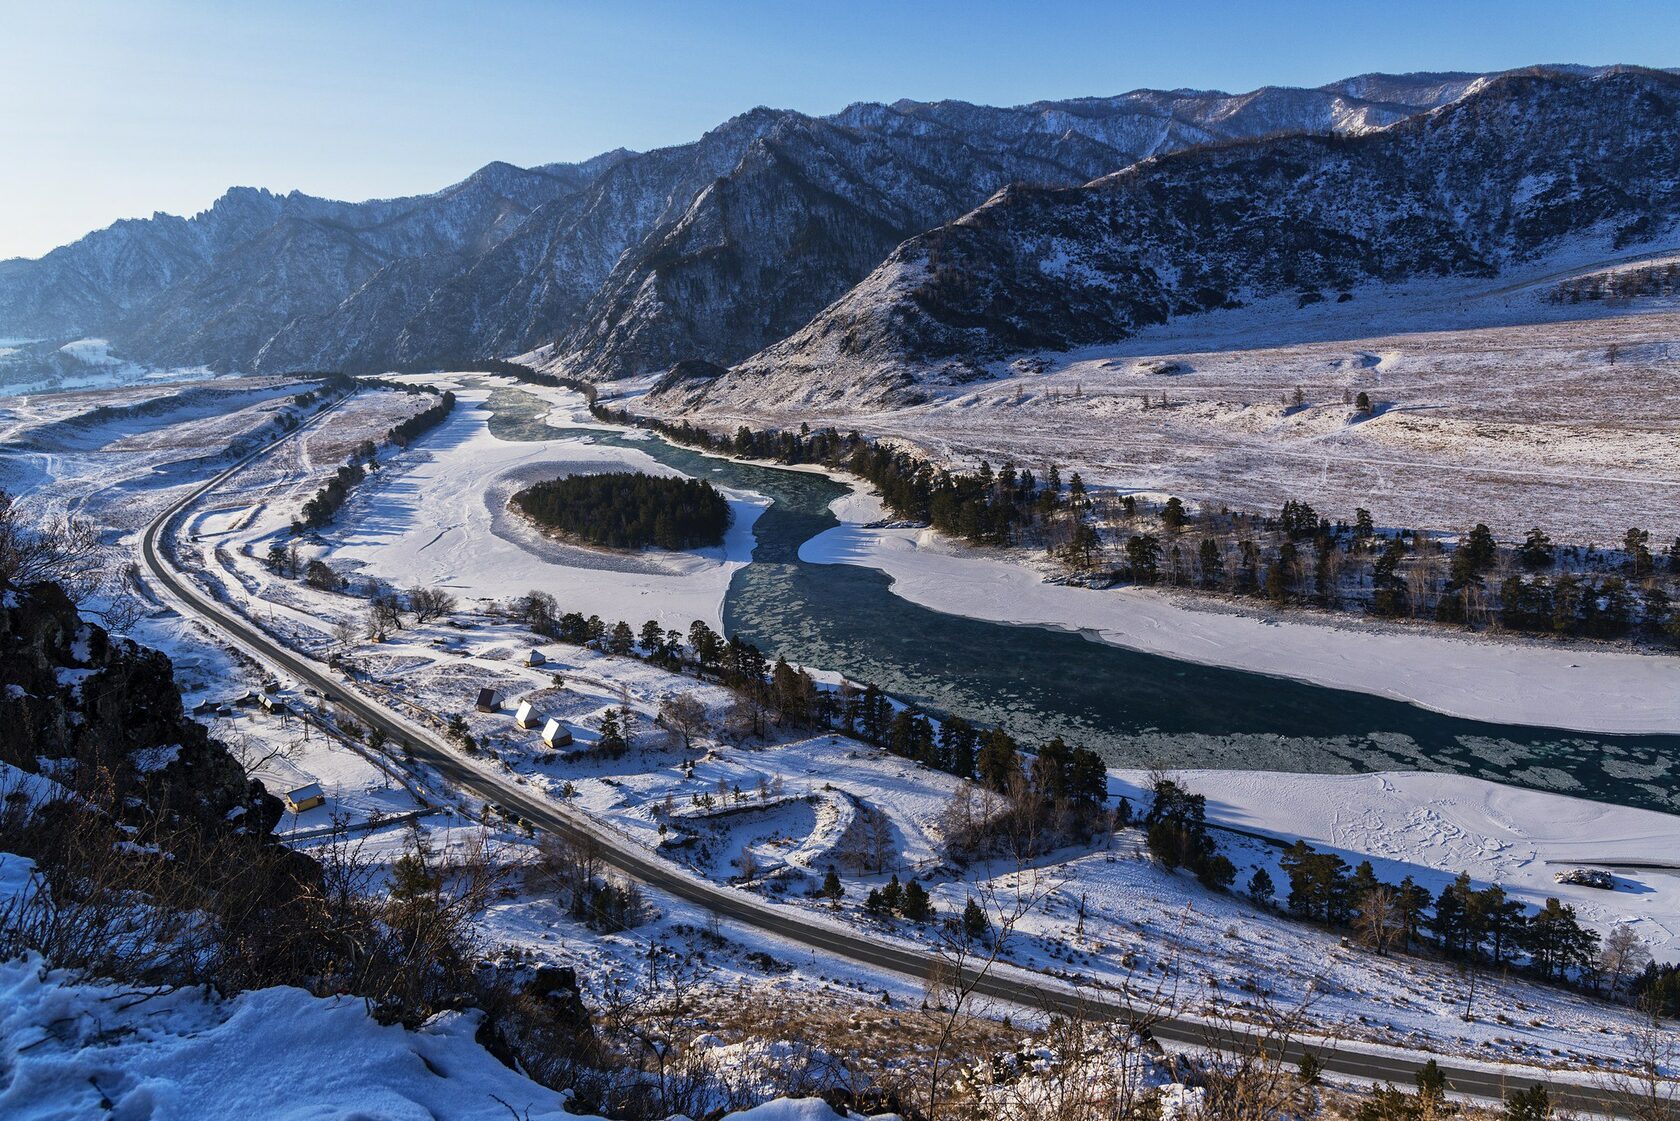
[{"left": 3, "top": 0, "right": 1679, "bottom": 260}]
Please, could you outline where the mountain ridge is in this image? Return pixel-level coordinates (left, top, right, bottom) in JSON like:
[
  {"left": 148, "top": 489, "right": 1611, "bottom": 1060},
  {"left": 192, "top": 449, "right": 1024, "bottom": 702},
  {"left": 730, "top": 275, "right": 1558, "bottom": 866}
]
[
  {"left": 670, "top": 66, "right": 1680, "bottom": 410},
  {"left": 0, "top": 65, "right": 1649, "bottom": 384}
]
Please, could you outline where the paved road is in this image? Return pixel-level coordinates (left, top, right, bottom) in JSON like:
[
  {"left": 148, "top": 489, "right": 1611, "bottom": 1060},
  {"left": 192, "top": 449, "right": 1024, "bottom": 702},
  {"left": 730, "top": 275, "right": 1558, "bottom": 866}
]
[{"left": 138, "top": 402, "right": 1638, "bottom": 1116}]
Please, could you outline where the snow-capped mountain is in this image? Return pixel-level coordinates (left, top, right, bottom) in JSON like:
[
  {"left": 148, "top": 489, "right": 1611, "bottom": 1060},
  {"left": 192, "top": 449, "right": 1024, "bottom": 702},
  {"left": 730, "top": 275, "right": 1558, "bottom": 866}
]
[
  {"left": 679, "top": 67, "right": 1680, "bottom": 407},
  {"left": 0, "top": 70, "right": 1526, "bottom": 378}
]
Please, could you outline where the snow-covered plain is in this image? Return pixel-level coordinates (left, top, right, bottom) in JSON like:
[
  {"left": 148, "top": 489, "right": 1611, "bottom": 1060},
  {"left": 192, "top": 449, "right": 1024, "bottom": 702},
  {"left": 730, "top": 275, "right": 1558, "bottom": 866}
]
[
  {"left": 664, "top": 262, "right": 1680, "bottom": 543},
  {"left": 800, "top": 486, "right": 1680, "bottom": 736}
]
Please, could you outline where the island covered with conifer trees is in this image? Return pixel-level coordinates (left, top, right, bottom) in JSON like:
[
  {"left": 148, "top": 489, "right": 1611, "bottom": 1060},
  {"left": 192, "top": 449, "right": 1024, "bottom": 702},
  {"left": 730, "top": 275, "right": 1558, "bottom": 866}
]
[{"left": 511, "top": 471, "right": 731, "bottom": 550}]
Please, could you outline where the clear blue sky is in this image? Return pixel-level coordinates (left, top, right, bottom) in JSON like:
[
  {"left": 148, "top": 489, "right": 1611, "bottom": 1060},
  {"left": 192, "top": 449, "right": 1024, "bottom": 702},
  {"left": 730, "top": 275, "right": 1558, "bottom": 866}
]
[{"left": 4, "top": 0, "right": 1678, "bottom": 259}]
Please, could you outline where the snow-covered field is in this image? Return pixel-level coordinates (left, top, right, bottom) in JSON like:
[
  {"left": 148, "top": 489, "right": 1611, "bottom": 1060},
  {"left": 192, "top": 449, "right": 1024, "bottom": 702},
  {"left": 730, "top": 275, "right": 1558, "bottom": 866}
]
[
  {"left": 318, "top": 386, "right": 765, "bottom": 633},
  {"left": 800, "top": 487, "right": 1680, "bottom": 735},
  {"left": 0, "top": 375, "right": 318, "bottom": 534},
  {"left": 662, "top": 264, "right": 1680, "bottom": 543}
]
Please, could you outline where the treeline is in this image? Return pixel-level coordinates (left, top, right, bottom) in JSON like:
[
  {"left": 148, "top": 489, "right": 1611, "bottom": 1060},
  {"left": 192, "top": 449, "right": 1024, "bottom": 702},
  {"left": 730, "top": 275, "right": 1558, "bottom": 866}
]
[
  {"left": 511, "top": 472, "right": 730, "bottom": 551},
  {"left": 291, "top": 388, "right": 454, "bottom": 533},
  {"left": 594, "top": 406, "right": 1679, "bottom": 646},
  {"left": 387, "top": 388, "right": 455, "bottom": 447},
  {"left": 1142, "top": 778, "right": 1636, "bottom": 997},
  {"left": 1270, "top": 841, "right": 1604, "bottom": 985},
  {"left": 1548, "top": 261, "right": 1680, "bottom": 303},
  {"left": 474, "top": 358, "right": 600, "bottom": 407}
]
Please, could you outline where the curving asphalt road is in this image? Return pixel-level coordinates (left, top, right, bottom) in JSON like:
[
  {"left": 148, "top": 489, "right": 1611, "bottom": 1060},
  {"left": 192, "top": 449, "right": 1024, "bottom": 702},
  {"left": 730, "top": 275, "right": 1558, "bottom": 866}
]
[{"left": 138, "top": 398, "right": 1638, "bottom": 1116}]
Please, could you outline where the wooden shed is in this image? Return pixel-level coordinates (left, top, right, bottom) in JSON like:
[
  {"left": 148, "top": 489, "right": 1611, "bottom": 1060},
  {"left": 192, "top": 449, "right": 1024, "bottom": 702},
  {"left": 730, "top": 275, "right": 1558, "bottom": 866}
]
[
  {"left": 283, "top": 782, "right": 325, "bottom": 813},
  {"left": 475, "top": 687, "right": 502, "bottom": 713},
  {"left": 514, "top": 699, "right": 541, "bottom": 729},
  {"left": 541, "top": 718, "right": 573, "bottom": 748},
  {"left": 526, "top": 648, "right": 547, "bottom": 667}
]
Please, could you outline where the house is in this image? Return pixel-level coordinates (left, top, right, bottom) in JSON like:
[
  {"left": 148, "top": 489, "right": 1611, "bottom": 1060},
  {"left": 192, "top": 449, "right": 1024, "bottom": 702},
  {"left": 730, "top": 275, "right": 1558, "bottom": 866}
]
[
  {"left": 514, "top": 700, "right": 541, "bottom": 729},
  {"left": 475, "top": 688, "right": 502, "bottom": 713},
  {"left": 283, "top": 783, "right": 325, "bottom": 813},
  {"left": 541, "top": 718, "right": 573, "bottom": 748},
  {"left": 526, "top": 648, "right": 546, "bottom": 667},
  {"left": 259, "top": 693, "right": 287, "bottom": 715}
]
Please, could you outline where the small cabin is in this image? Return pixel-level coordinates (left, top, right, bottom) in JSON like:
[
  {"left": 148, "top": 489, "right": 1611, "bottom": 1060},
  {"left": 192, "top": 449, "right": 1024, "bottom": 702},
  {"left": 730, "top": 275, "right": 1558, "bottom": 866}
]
[
  {"left": 514, "top": 700, "right": 541, "bottom": 729},
  {"left": 541, "top": 718, "right": 573, "bottom": 748},
  {"left": 475, "top": 688, "right": 502, "bottom": 713},
  {"left": 259, "top": 694, "right": 287, "bottom": 715},
  {"left": 526, "top": 648, "right": 547, "bottom": 667},
  {"left": 283, "top": 783, "right": 325, "bottom": 813}
]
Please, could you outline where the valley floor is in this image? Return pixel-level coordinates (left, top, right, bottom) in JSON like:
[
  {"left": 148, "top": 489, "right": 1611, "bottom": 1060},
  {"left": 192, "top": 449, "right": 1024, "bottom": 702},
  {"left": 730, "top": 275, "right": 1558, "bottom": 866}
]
[
  {"left": 4, "top": 367, "right": 1675, "bottom": 1098},
  {"left": 648, "top": 262, "right": 1680, "bottom": 545}
]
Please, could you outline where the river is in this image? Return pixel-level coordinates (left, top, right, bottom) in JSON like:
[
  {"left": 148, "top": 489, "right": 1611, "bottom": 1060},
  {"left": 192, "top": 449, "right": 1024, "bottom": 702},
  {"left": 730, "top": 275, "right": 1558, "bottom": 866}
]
[{"left": 486, "top": 388, "right": 1679, "bottom": 813}]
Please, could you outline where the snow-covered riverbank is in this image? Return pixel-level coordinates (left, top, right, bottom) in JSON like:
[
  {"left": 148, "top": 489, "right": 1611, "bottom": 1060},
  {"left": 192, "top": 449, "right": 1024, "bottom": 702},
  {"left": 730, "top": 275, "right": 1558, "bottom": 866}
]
[
  {"left": 800, "top": 486, "right": 1680, "bottom": 735},
  {"left": 321, "top": 388, "right": 766, "bottom": 633}
]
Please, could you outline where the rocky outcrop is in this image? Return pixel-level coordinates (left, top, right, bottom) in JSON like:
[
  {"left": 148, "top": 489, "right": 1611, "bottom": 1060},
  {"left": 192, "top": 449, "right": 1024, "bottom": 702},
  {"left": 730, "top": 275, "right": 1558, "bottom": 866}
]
[{"left": 0, "top": 581, "right": 279, "bottom": 838}]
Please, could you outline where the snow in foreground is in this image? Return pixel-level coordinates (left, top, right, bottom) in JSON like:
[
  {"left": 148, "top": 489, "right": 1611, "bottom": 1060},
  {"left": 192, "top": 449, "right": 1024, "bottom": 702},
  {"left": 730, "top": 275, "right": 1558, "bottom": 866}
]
[{"left": 0, "top": 955, "right": 859, "bottom": 1121}]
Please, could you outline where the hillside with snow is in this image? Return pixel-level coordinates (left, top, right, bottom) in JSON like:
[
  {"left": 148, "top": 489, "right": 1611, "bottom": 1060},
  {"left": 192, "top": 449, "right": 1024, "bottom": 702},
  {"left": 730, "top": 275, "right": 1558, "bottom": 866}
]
[
  {"left": 0, "top": 68, "right": 1584, "bottom": 384},
  {"left": 687, "top": 68, "right": 1680, "bottom": 409}
]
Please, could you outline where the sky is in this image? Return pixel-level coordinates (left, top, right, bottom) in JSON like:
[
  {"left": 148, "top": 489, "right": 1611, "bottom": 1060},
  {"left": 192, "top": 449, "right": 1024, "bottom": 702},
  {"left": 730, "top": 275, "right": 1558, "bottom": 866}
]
[{"left": 3, "top": 0, "right": 1679, "bottom": 260}]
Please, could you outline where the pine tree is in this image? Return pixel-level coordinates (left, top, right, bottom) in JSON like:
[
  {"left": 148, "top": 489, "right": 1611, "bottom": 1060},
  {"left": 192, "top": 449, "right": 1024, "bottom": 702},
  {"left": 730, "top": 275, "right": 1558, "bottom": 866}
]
[
  {"left": 1198, "top": 538, "right": 1224, "bottom": 588},
  {"left": 1625, "top": 527, "right": 1654, "bottom": 577},
  {"left": 901, "top": 879, "right": 932, "bottom": 922},
  {"left": 976, "top": 728, "right": 1020, "bottom": 792},
  {"left": 1523, "top": 897, "right": 1599, "bottom": 981},
  {"left": 962, "top": 897, "right": 990, "bottom": 943},
  {"left": 1161, "top": 496, "right": 1188, "bottom": 531},
  {"left": 1518, "top": 527, "right": 1555, "bottom": 570},
  {"left": 1503, "top": 1085, "right": 1551, "bottom": 1121},
  {"left": 1125, "top": 534, "right": 1161, "bottom": 583},
  {"left": 639, "top": 619, "right": 664, "bottom": 657},
  {"left": 1247, "top": 866, "right": 1276, "bottom": 907},
  {"left": 1415, "top": 1059, "right": 1448, "bottom": 1104},
  {"left": 880, "top": 874, "right": 903, "bottom": 913},
  {"left": 597, "top": 708, "right": 628, "bottom": 755},
  {"left": 1429, "top": 872, "right": 1474, "bottom": 958},
  {"left": 821, "top": 868, "right": 844, "bottom": 903},
  {"left": 608, "top": 620, "right": 635, "bottom": 656}
]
